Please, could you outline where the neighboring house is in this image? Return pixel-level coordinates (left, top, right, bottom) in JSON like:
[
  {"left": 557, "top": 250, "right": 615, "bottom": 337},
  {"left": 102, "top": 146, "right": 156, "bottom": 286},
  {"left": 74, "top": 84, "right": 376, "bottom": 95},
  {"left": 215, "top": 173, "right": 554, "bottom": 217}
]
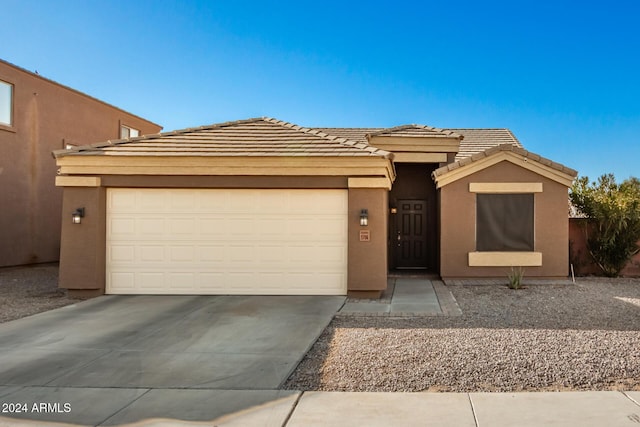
[
  {"left": 53, "top": 117, "right": 577, "bottom": 298},
  {"left": 0, "top": 59, "right": 162, "bottom": 267}
]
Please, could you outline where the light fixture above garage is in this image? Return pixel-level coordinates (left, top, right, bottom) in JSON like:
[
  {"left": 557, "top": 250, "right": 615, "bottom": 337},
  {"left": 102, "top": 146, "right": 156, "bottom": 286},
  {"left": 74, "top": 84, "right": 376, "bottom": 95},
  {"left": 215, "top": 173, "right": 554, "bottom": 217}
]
[
  {"left": 72, "top": 207, "right": 85, "bottom": 224},
  {"left": 360, "top": 209, "right": 368, "bottom": 226}
]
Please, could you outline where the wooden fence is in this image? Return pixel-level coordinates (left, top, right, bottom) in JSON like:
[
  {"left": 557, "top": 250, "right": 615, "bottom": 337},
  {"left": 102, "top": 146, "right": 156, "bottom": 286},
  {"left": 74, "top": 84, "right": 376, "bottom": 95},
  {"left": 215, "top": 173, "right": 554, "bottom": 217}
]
[{"left": 569, "top": 218, "right": 640, "bottom": 277}]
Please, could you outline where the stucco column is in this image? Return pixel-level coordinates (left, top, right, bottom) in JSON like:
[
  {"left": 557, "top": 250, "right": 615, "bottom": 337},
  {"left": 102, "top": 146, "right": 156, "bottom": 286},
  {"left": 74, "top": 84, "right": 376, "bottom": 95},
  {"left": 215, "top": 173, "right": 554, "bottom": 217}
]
[
  {"left": 347, "top": 186, "right": 389, "bottom": 297},
  {"left": 58, "top": 185, "right": 106, "bottom": 297}
]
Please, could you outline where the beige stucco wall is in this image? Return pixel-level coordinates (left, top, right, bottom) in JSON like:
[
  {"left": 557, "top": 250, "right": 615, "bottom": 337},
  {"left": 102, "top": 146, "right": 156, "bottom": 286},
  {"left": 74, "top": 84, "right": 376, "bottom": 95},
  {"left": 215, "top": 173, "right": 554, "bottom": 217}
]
[
  {"left": 59, "top": 186, "right": 106, "bottom": 297},
  {"left": 348, "top": 188, "right": 389, "bottom": 296},
  {"left": 0, "top": 60, "right": 161, "bottom": 267},
  {"left": 440, "top": 160, "right": 570, "bottom": 278}
]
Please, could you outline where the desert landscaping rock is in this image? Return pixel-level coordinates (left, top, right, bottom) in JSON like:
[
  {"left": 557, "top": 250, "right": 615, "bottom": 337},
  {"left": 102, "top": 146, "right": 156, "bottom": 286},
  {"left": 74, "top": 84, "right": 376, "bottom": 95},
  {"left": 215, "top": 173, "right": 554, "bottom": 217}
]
[
  {"left": 0, "top": 264, "right": 78, "bottom": 323},
  {"left": 284, "top": 279, "right": 640, "bottom": 392}
]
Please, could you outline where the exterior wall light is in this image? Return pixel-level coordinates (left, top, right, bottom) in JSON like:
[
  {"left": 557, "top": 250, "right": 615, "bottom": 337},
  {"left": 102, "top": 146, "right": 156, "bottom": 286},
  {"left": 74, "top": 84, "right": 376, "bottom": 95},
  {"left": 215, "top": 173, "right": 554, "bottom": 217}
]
[
  {"left": 72, "top": 207, "right": 85, "bottom": 224},
  {"left": 360, "top": 209, "right": 368, "bottom": 227}
]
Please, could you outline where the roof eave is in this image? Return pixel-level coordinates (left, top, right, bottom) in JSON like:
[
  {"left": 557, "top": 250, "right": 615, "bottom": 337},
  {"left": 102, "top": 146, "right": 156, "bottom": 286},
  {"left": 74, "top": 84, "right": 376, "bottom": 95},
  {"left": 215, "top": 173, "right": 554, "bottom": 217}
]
[{"left": 432, "top": 144, "right": 578, "bottom": 188}]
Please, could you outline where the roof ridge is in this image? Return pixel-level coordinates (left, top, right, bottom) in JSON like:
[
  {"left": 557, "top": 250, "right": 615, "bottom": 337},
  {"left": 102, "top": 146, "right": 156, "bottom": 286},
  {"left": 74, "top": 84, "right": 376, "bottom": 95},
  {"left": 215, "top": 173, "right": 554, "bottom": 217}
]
[
  {"left": 366, "top": 123, "right": 463, "bottom": 140},
  {"left": 448, "top": 128, "right": 512, "bottom": 130}
]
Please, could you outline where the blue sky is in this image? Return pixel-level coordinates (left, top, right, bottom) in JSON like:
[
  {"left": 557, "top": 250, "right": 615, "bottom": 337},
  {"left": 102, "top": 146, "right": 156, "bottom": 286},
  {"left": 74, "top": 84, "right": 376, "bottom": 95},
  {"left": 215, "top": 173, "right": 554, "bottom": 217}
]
[{"left": 2, "top": 0, "right": 639, "bottom": 180}]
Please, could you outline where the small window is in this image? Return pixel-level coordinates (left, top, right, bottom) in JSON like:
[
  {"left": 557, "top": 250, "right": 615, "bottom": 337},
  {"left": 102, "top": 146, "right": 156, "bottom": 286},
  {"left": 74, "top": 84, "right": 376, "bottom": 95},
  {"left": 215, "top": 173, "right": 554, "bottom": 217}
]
[
  {"left": 120, "top": 125, "right": 140, "bottom": 139},
  {"left": 0, "top": 80, "right": 13, "bottom": 126},
  {"left": 476, "top": 194, "right": 534, "bottom": 251}
]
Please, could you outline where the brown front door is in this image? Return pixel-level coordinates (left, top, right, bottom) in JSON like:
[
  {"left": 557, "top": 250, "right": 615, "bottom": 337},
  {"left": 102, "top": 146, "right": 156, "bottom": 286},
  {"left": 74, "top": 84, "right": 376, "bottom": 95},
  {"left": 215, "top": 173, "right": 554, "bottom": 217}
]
[{"left": 394, "top": 200, "right": 428, "bottom": 269}]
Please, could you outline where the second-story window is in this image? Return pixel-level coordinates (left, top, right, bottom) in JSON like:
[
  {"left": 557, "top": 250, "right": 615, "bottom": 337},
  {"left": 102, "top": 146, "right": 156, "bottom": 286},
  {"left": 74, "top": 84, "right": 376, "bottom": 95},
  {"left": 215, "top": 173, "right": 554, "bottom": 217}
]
[
  {"left": 0, "top": 80, "right": 13, "bottom": 127},
  {"left": 120, "top": 125, "right": 140, "bottom": 139}
]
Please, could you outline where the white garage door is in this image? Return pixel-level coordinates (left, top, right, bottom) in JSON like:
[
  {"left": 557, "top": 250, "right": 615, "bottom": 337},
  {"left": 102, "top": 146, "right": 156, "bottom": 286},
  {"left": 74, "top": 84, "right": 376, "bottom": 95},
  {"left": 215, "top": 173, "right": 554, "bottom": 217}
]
[{"left": 106, "top": 188, "right": 348, "bottom": 295}]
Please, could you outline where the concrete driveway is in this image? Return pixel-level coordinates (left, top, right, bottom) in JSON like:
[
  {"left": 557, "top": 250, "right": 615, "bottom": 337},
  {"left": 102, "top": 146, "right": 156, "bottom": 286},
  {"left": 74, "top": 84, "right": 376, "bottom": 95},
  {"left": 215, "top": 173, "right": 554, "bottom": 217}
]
[{"left": 0, "top": 294, "right": 344, "bottom": 425}]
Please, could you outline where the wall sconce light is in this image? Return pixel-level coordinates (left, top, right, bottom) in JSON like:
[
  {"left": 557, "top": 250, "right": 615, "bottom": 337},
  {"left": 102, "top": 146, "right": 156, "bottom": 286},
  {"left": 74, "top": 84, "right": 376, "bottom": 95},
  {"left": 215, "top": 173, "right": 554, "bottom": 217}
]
[
  {"left": 72, "top": 208, "right": 85, "bottom": 224},
  {"left": 360, "top": 209, "right": 368, "bottom": 227}
]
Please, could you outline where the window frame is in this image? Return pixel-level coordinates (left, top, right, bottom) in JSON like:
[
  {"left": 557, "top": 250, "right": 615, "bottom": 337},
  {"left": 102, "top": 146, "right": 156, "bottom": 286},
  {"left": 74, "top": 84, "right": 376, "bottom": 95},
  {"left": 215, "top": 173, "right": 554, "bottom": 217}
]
[
  {"left": 120, "top": 124, "right": 140, "bottom": 139},
  {"left": 0, "top": 79, "right": 14, "bottom": 129},
  {"left": 475, "top": 193, "right": 535, "bottom": 252}
]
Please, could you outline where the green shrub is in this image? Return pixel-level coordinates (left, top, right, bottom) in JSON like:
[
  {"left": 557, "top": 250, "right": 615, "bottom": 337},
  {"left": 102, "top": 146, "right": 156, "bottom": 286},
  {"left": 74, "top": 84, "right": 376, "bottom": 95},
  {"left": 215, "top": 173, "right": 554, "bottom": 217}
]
[
  {"left": 507, "top": 266, "right": 525, "bottom": 289},
  {"left": 570, "top": 174, "right": 640, "bottom": 277}
]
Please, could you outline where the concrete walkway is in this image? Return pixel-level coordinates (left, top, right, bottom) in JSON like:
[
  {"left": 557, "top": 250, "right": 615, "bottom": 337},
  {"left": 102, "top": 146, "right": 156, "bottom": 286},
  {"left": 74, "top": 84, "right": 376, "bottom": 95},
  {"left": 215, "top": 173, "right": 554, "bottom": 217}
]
[
  {"left": 338, "top": 277, "right": 462, "bottom": 317},
  {"left": 1, "top": 389, "right": 639, "bottom": 426}
]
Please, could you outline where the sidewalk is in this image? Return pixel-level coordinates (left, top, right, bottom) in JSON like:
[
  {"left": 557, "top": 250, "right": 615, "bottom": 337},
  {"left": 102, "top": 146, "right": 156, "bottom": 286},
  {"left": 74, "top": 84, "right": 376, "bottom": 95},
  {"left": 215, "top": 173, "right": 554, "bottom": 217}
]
[{"left": 1, "top": 390, "right": 639, "bottom": 426}]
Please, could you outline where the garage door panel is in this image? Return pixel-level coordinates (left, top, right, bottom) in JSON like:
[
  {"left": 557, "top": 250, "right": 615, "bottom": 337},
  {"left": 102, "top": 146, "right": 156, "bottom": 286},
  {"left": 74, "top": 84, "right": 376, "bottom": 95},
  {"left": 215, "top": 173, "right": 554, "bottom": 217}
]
[
  {"left": 169, "top": 192, "right": 198, "bottom": 210},
  {"left": 229, "top": 245, "right": 256, "bottom": 263},
  {"left": 138, "top": 191, "right": 167, "bottom": 210},
  {"left": 227, "top": 272, "right": 257, "bottom": 289},
  {"left": 229, "top": 194, "right": 256, "bottom": 211},
  {"left": 111, "top": 272, "right": 135, "bottom": 290},
  {"left": 109, "top": 245, "right": 135, "bottom": 262},
  {"left": 199, "top": 194, "right": 228, "bottom": 211},
  {"left": 138, "top": 273, "right": 165, "bottom": 290},
  {"left": 257, "top": 246, "right": 285, "bottom": 262},
  {"left": 110, "top": 191, "right": 137, "bottom": 210},
  {"left": 109, "top": 218, "right": 136, "bottom": 236},
  {"left": 170, "top": 246, "right": 194, "bottom": 262},
  {"left": 227, "top": 218, "right": 256, "bottom": 236},
  {"left": 139, "top": 245, "right": 165, "bottom": 262},
  {"left": 169, "top": 218, "right": 196, "bottom": 235},
  {"left": 199, "top": 217, "right": 228, "bottom": 237},
  {"left": 258, "top": 219, "right": 287, "bottom": 236},
  {"left": 169, "top": 272, "right": 197, "bottom": 289},
  {"left": 107, "top": 189, "right": 347, "bottom": 295},
  {"left": 139, "top": 218, "right": 166, "bottom": 237},
  {"left": 199, "top": 246, "right": 226, "bottom": 262}
]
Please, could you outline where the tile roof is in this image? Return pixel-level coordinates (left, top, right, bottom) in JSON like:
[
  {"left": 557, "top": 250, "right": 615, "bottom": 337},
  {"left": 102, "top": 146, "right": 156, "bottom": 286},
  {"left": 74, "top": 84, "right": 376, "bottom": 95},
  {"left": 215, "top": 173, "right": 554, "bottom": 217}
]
[
  {"left": 53, "top": 118, "right": 523, "bottom": 162},
  {"left": 367, "top": 124, "right": 462, "bottom": 139},
  {"left": 432, "top": 144, "right": 578, "bottom": 178},
  {"left": 53, "top": 117, "right": 392, "bottom": 159},
  {"left": 451, "top": 128, "right": 522, "bottom": 161},
  {"left": 315, "top": 127, "right": 521, "bottom": 160}
]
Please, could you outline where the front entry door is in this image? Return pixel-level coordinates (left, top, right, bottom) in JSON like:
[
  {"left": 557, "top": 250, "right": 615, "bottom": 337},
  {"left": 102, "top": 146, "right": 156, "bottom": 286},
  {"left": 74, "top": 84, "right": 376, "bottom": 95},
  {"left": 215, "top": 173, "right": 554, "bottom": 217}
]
[{"left": 395, "top": 200, "right": 428, "bottom": 269}]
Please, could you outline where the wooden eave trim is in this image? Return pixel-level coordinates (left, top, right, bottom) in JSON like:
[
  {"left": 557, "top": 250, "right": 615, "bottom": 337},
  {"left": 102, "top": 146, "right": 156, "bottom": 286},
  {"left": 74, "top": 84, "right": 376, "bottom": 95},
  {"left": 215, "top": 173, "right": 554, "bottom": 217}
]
[
  {"left": 369, "top": 136, "right": 460, "bottom": 153},
  {"left": 369, "top": 135, "right": 460, "bottom": 144},
  {"left": 434, "top": 152, "right": 576, "bottom": 188},
  {"left": 56, "top": 155, "right": 395, "bottom": 180},
  {"left": 374, "top": 144, "right": 460, "bottom": 153},
  {"left": 392, "top": 153, "right": 448, "bottom": 163}
]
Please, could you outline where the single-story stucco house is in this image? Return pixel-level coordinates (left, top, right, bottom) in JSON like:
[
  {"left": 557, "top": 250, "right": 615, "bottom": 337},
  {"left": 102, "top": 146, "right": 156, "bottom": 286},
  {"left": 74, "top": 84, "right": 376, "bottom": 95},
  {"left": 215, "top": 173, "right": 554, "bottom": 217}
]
[{"left": 53, "top": 117, "right": 577, "bottom": 298}]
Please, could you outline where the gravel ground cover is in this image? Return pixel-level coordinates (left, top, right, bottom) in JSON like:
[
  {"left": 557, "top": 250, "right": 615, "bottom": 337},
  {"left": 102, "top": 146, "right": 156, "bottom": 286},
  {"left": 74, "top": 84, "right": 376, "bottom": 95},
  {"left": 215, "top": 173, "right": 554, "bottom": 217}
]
[
  {"left": 0, "top": 263, "right": 78, "bottom": 323},
  {"left": 284, "top": 278, "right": 640, "bottom": 392}
]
